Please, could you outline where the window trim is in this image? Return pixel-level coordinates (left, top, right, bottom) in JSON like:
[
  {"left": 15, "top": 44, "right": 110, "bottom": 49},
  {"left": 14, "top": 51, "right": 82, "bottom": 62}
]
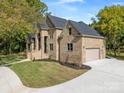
[
  {"left": 44, "top": 36, "right": 48, "bottom": 53},
  {"left": 50, "top": 43, "right": 53, "bottom": 51},
  {"left": 67, "top": 43, "right": 73, "bottom": 51}
]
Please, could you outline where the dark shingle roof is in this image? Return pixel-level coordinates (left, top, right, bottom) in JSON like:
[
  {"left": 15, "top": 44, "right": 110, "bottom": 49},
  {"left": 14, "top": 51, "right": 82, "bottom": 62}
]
[
  {"left": 47, "top": 15, "right": 67, "bottom": 29},
  {"left": 69, "top": 20, "right": 103, "bottom": 38},
  {"left": 37, "top": 23, "right": 49, "bottom": 30},
  {"left": 38, "top": 14, "right": 103, "bottom": 38}
]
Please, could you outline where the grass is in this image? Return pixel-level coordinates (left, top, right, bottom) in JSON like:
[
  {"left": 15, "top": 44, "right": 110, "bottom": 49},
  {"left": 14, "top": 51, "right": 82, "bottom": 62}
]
[
  {"left": 0, "top": 54, "right": 25, "bottom": 65},
  {"left": 107, "top": 52, "right": 124, "bottom": 60},
  {"left": 10, "top": 61, "right": 88, "bottom": 88}
]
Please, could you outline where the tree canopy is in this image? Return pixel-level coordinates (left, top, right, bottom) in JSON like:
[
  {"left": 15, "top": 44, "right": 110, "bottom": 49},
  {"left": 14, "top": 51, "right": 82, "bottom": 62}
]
[
  {"left": 91, "top": 5, "right": 124, "bottom": 56},
  {"left": 0, "top": 0, "right": 48, "bottom": 54}
]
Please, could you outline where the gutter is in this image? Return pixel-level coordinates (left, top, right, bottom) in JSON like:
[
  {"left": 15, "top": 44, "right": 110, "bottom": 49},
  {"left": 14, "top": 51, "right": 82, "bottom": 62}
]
[{"left": 75, "top": 35, "right": 105, "bottom": 39}]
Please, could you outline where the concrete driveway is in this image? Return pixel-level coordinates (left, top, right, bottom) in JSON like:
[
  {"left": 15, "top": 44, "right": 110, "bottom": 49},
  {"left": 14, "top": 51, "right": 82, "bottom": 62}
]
[{"left": 0, "top": 59, "right": 124, "bottom": 93}]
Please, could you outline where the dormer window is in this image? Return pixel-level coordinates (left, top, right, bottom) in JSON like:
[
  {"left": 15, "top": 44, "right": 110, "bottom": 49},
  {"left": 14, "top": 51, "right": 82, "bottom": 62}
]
[{"left": 69, "top": 27, "right": 72, "bottom": 35}]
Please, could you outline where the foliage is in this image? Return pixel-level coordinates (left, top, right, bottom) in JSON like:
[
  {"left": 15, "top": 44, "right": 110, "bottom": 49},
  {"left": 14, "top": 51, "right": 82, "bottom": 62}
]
[
  {"left": 91, "top": 5, "right": 124, "bottom": 56},
  {"left": 10, "top": 61, "right": 87, "bottom": 88},
  {"left": 0, "top": 53, "right": 25, "bottom": 65},
  {"left": 107, "top": 51, "right": 124, "bottom": 60},
  {"left": 0, "top": 0, "right": 48, "bottom": 54}
]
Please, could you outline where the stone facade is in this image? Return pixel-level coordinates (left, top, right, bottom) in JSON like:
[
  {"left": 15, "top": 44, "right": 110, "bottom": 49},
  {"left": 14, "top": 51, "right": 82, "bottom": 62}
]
[
  {"left": 59, "top": 24, "right": 83, "bottom": 64},
  {"left": 26, "top": 15, "right": 106, "bottom": 64},
  {"left": 48, "top": 29, "right": 62, "bottom": 60},
  {"left": 82, "top": 37, "right": 105, "bottom": 63},
  {"left": 27, "top": 29, "right": 63, "bottom": 61},
  {"left": 59, "top": 23, "right": 105, "bottom": 65},
  {"left": 27, "top": 29, "right": 49, "bottom": 60}
]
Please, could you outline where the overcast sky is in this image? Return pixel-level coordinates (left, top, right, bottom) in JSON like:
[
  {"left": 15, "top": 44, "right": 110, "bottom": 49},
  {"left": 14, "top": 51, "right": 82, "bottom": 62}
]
[{"left": 42, "top": 0, "right": 124, "bottom": 24}]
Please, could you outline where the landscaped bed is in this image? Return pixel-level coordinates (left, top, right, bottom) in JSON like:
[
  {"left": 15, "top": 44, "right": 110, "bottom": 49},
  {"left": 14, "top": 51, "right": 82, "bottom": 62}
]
[{"left": 10, "top": 61, "right": 88, "bottom": 88}]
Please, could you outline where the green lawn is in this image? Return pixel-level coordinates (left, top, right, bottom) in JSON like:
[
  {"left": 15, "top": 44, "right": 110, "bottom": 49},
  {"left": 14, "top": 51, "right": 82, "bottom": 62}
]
[
  {"left": 10, "top": 61, "right": 88, "bottom": 88},
  {"left": 107, "top": 52, "right": 124, "bottom": 60},
  {"left": 0, "top": 54, "right": 25, "bottom": 65}
]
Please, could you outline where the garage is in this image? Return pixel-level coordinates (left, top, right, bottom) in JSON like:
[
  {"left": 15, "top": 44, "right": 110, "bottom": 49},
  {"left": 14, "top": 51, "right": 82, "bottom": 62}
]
[{"left": 86, "top": 48, "right": 100, "bottom": 62}]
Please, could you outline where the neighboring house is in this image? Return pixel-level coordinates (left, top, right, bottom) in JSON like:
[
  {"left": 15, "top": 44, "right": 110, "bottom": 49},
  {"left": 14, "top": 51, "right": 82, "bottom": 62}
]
[{"left": 26, "top": 15, "right": 106, "bottom": 65}]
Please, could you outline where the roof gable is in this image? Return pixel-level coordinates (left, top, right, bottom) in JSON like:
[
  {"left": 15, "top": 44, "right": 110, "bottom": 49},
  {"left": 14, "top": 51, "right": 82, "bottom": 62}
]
[
  {"left": 38, "top": 15, "right": 104, "bottom": 38},
  {"left": 47, "top": 15, "right": 67, "bottom": 29},
  {"left": 68, "top": 20, "right": 103, "bottom": 38}
]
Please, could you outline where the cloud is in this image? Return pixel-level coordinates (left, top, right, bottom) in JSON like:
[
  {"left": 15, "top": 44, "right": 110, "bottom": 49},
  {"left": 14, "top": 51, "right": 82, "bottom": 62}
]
[
  {"left": 47, "top": 0, "right": 85, "bottom": 12},
  {"left": 62, "top": 12, "right": 95, "bottom": 24},
  {"left": 63, "top": 5, "right": 78, "bottom": 12},
  {"left": 57, "top": 0, "right": 84, "bottom": 4},
  {"left": 112, "top": 2, "right": 124, "bottom": 5}
]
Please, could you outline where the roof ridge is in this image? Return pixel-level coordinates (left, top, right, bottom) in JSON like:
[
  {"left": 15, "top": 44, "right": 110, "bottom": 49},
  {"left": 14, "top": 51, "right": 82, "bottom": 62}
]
[{"left": 47, "top": 14, "right": 67, "bottom": 21}]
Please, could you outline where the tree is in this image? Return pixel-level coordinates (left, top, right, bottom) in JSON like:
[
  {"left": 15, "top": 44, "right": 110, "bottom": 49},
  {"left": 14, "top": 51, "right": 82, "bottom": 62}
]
[
  {"left": 91, "top": 5, "right": 124, "bottom": 56},
  {"left": 0, "top": 0, "right": 48, "bottom": 54}
]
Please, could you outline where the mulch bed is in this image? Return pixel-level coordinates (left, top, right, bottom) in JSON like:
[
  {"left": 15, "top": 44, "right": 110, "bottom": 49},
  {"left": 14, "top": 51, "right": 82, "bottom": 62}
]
[{"left": 60, "top": 62, "right": 91, "bottom": 70}]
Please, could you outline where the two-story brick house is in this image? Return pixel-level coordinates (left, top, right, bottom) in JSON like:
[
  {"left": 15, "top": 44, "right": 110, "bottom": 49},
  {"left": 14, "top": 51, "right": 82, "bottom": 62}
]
[{"left": 27, "top": 15, "right": 105, "bottom": 65}]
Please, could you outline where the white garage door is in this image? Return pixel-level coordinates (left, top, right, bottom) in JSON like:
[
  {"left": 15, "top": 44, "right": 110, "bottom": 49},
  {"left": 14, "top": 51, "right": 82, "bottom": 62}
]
[{"left": 86, "top": 48, "right": 100, "bottom": 62}]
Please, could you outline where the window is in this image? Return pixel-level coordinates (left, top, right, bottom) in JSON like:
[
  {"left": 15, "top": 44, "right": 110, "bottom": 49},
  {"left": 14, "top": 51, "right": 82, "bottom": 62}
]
[
  {"left": 28, "top": 44, "right": 31, "bottom": 51},
  {"left": 50, "top": 43, "right": 53, "bottom": 51},
  {"left": 38, "top": 37, "right": 41, "bottom": 50},
  {"left": 32, "top": 38, "right": 36, "bottom": 50},
  {"left": 67, "top": 43, "right": 73, "bottom": 51},
  {"left": 37, "top": 33, "right": 41, "bottom": 50},
  {"left": 44, "top": 36, "right": 48, "bottom": 53},
  {"left": 69, "top": 27, "right": 72, "bottom": 35}
]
